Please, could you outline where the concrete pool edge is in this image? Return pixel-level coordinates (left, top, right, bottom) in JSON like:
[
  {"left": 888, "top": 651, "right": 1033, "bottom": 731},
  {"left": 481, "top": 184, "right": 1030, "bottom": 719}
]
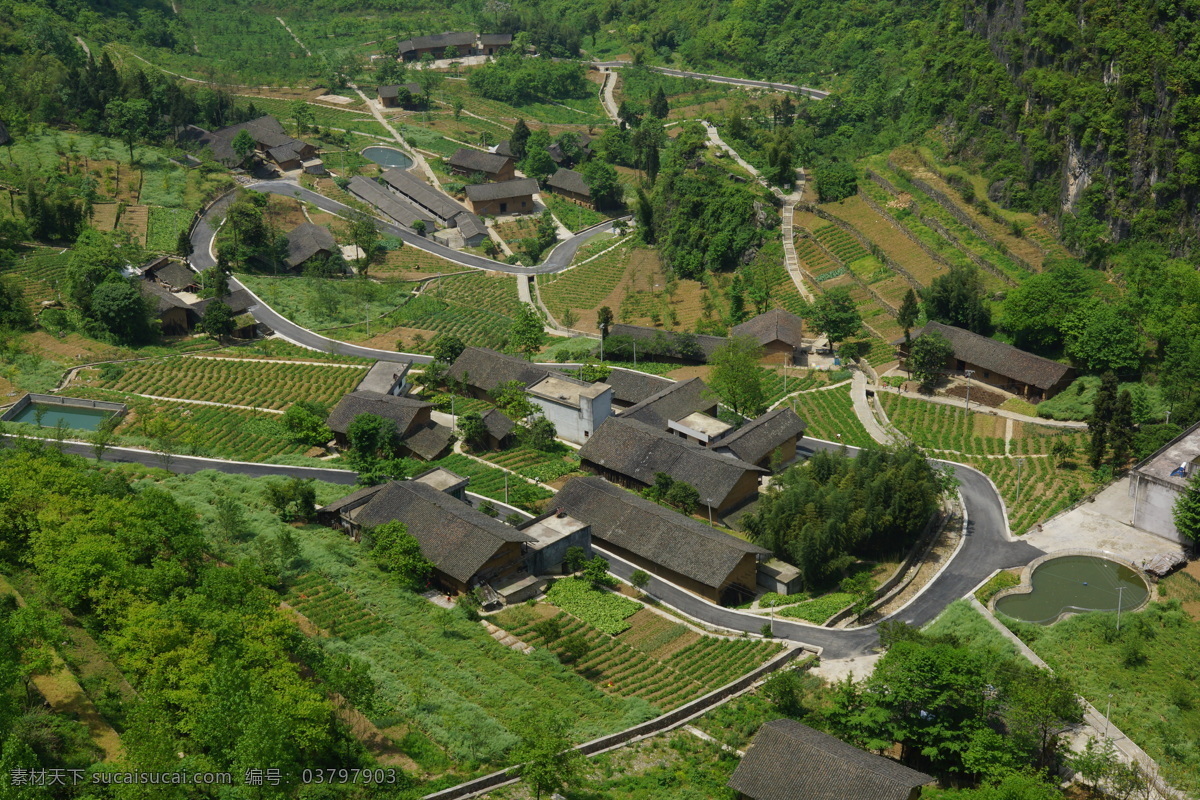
[
  {"left": 989, "top": 548, "right": 1155, "bottom": 624},
  {"left": 360, "top": 145, "right": 415, "bottom": 169},
  {"left": 0, "top": 393, "right": 128, "bottom": 431}
]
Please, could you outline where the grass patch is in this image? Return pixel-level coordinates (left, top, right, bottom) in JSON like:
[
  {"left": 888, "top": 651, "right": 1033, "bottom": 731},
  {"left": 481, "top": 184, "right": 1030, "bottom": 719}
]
[
  {"left": 973, "top": 571, "right": 1021, "bottom": 604},
  {"left": 1036, "top": 375, "right": 1167, "bottom": 422},
  {"left": 541, "top": 193, "right": 610, "bottom": 233},
  {"left": 237, "top": 274, "right": 416, "bottom": 331},
  {"left": 146, "top": 207, "right": 194, "bottom": 254},
  {"left": 776, "top": 592, "right": 854, "bottom": 623},
  {"left": 923, "top": 599, "right": 1020, "bottom": 659}
]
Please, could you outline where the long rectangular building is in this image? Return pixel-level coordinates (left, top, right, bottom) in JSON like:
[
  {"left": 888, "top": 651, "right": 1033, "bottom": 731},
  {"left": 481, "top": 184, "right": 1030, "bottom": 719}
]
[
  {"left": 346, "top": 176, "right": 435, "bottom": 231},
  {"left": 380, "top": 168, "right": 468, "bottom": 224}
]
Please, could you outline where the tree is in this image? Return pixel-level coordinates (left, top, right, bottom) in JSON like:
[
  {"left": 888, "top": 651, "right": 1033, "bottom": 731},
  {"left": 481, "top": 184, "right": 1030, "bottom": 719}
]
[
  {"left": 281, "top": 401, "right": 332, "bottom": 446},
  {"left": 457, "top": 411, "right": 488, "bottom": 450},
  {"left": 557, "top": 634, "right": 590, "bottom": 663},
  {"left": 664, "top": 480, "right": 699, "bottom": 515},
  {"left": 91, "top": 281, "right": 153, "bottom": 344},
  {"left": 431, "top": 334, "right": 466, "bottom": 364},
  {"left": 907, "top": 330, "right": 953, "bottom": 391},
  {"left": 348, "top": 210, "right": 379, "bottom": 274},
  {"left": 509, "top": 302, "right": 547, "bottom": 358},
  {"left": 1088, "top": 372, "right": 1118, "bottom": 469},
  {"left": 897, "top": 288, "right": 920, "bottom": 346},
  {"left": 347, "top": 413, "right": 397, "bottom": 463},
  {"left": 649, "top": 86, "right": 669, "bottom": 119},
  {"left": 1050, "top": 438, "right": 1074, "bottom": 468},
  {"left": 264, "top": 478, "right": 317, "bottom": 522},
  {"left": 1062, "top": 299, "right": 1142, "bottom": 373},
  {"left": 629, "top": 569, "right": 650, "bottom": 590},
  {"left": 105, "top": 98, "right": 151, "bottom": 163},
  {"left": 1173, "top": 471, "right": 1200, "bottom": 544},
  {"left": 580, "top": 159, "right": 622, "bottom": 209},
  {"left": 492, "top": 379, "right": 537, "bottom": 419},
  {"left": 521, "top": 146, "right": 556, "bottom": 183},
  {"left": 708, "top": 335, "right": 767, "bottom": 417},
  {"left": 525, "top": 417, "right": 557, "bottom": 451},
  {"left": 999, "top": 259, "right": 1097, "bottom": 352},
  {"left": 815, "top": 161, "right": 857, "bottom": 202},
  {"left": 582, "top": 555, "right": 612, "bottom": 587},
  {"left": 176, "top": 228, "right": 194, "bottom": 258},
  {"left": 1110, "top": 389, "right": 1135, "bottom": 469},
  {"left": 370, "top": 520, "right": 432, "bottom": 590},
  {"left": 1000, "top": 664, "right": 1082, "bottom": 773},
  {"left": 413, "top": 219, "right": 427, "bottom": 236},
  {"left": 231, "top": 129, "right": 256, "bottom": 168},
  {"left": 199, "top": 299, "right": 236, "bottom": 341},
  {"left": 89, "top": 416, "right": 119, "bottom": 462},
  {"left": 510, "top": 119, "right": 531, "bottom": 160},
  {"left": 924, "top": 264, "right": 990, "bottom": 334},
  {"left": 289, "top": 99, "right": 314, "bottom": 138},
  {"left": 564, "top": 546, "right": 588, "bottom": 572},
  {"left": 808, "top": 287, "right": 862, "bottom": 351},
  {"left": 596, "top": 305, "right": 613, "bottom": 338}
]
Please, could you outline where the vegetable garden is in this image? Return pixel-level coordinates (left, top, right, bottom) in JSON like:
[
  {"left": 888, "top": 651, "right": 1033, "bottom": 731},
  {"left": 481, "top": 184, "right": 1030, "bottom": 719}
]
[
  {"left": 286, "top": 573, "right": 390, "bottom": 639},
  {"left": 423, "top": 453, "right": 553, "bottom": 510},
  {"left": 786, "top": 387, "right": 874, "bottom": 449},
  {"left": 88, "top": 357, "right": 367, "bottom": 410},
  {"left": 479, "top": 443, "right": 582, "bottom": 484}
]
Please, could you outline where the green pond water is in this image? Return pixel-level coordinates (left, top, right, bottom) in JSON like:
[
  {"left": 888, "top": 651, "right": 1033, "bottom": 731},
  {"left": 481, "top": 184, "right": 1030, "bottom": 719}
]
[
  {"left": 362, "top": 146, "right": 414, "bottom": 169},
  {"left": 995, "top": 555, "right": 1149, "bottom": 625},
  {"left": 11, "top": 403, "right": 117, "bottom": 432}
]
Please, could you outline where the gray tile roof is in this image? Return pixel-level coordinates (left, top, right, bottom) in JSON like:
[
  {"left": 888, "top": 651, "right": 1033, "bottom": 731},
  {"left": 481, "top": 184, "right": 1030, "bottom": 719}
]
[
  {"left": 578, "top": 416, "right": 765, "bottom": 506},
  {"left": 622, "top": 377, "right": 716, "bottom": 427},
  {"left": 381, "top": 168, "right": 467, "bottom": 223},
  {"left": 601, "top": 368, "right": 673, "bottom": 406},
  {"left": 731, "top": 309, "right": 805, "bottom": 348},
  {"left": 356, "top": 361, "right": 410, "bottom": 394},
  {"left": 493, "top": 140, "right": 516, "bottom": 158},
  {"left": 183, "top": 116, "right": 311, "bottom": 167},
  {"left": 349, "top": 480, "right": 535, "bottom": 583},
  {"left": 398, "top": 32, "right": 477, "bottom": 53},
  {"left": 906, "top": 321, "right": 1073, "bottom": 391},
  {"left": 192, "top": 289, "right": 255, "bottom": 316},
  {"left": 447, "top": 347, "right": 563, "bottom": 392},
  {"left": 465, "top": 178, "right": 538, "bottom": 203},
  {"left": 608, "top": 324, "right": 727, "bottom": 362},
  {"left": 546, "top": 168, "right": 590, "bottom": 197},
  {"left": 347, "top": 176, "right": 436, "bottom": 230},
  {"left": 150, "top": 261, "right": 198, "bottom": 290},
  {"left": 326, "top": 391, "right": 431, "bottom": 436},
  {"left": 714, "top": 408, "right": 806, "bottom": 466},
  {"left": 554, "top": 477, "right": 768, "bottom": 590},
  {"left": 453, "top": 211, "right": 488, "bottom": 240},
  {"left": 479, "top": 33, "right": 513, "bottom": 46},
  {"left": 377, "top": 83, "right": 422, "bottom": 99},
  {"left": 481, "top": 407, "right": 516, "bottom": 440},
  {"left": 727, "top": 719, "right": 934, "bottom": 800},
  {"left": 268, "top": 141, "right": 306, "bottom": 164},
  {"left": 402, "top": 421, "right": 454, "bottom": 460},
  {"left": 449, "top": 148, "right": 512, "bottom": 176},
  {"left": 139, "top": 281, "right": 192, "bottom": 314},
  {"left": 285, "top": 223, "right": 337, "bottom": 269}
]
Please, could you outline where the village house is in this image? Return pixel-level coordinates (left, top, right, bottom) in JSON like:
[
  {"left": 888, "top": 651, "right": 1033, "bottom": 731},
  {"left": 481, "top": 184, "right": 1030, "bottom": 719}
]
[
  {"left": 730, "top": 308, "right": 806, "bottom": 365},
  {"left": 182, "top": 116, "right": 318, "bottom": 171},
  {"left": 317, "top": 473, "right": 536, "bottom": 596},
  {"left": 620, "top": 377, "right": 717, "bottom": 428},
  {"left": 377, "top": 82, "right": 423, "bottom": 108},
  {"left": 142, "top": 256, "right": 199, "bottom": 292},
  {"left": 712, "top": 408, "right": 806, "bottom": 469},
  {"left": 448, "top": 148, "right": 516, "bottom": 182},
  {"left": 380, "top": 168, "right": 468, "bottom": 225},
  {"left": 545, "top": 168, "right": 593, "bottom": 208},
  {"left": 476, "top": 407, "right": 517, "bottom": 450},
  {"left": 346, "top": 176, "right": 436, "bottom": 231},
  {"left": 140, "top": 282, "right": 197, "bottom": 336},
  {"left": 554, "top": 477, "right": 769, "bottom": 604},
  {"left": 464, "top": 178, "right": 538, "bottom": 215},
  {"left": 354, "top": 361, "right": 411, "bottom": 397},
  {"left": 447, "top": 347, "right": 613, "bottom": 445},
  {"left": 282, "top": 223, "right": 337, "bottom": 272},
  {"left": 397, "top": 32, "right": 477, "bottom": 61},
  {"left": 325, "top": 391, "right": 453, "bottom": 460},
  {"left": 727, "top": 719, "right": 934, "bottom": 800},
  {"left": 478, "top": 33, "right": 513, "bottom": 56},
  {"left": 1129, "top": 420, "right": 1200, "bottom": 544},
  {"left": 453, "top": 212, "right": 489, "bottom": 247},
  {"left": 899, "top": 321, "right": 1075, "bottom": 402},
  {"left": 598, "top": 368, "right": 673, "bottom": 410},
  {"left": 578, "top": 416, "right": 766, "bottom": 518}
]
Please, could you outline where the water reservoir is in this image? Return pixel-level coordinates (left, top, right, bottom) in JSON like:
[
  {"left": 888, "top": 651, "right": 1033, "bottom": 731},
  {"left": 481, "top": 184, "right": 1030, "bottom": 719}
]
[
  {"left": 362, "top": 146, "right": 414, "bottom": 169},
  {"left": 994, "top": 555, "right": 1149, "bottom": 625}
]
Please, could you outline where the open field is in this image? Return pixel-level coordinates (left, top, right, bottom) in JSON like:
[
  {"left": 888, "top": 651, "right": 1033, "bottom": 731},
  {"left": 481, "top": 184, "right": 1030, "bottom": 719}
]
[
  {"left": 236, "top": 274, "right": 417, "bottom": 332},
  {"left": 423, "top": 271, "right": 522, "bottom": 318},
  {"left": 82, "top": 356, "right": 367, "bottom": 410},
  {"left": 819, "top": 195, "right": 945, "bottom": 286},
  {"left": 785, "top": 386, "right": 873, "bottom": 449},
  {"left": 6, "top": 247, "right": 70, "bottom": 309}
]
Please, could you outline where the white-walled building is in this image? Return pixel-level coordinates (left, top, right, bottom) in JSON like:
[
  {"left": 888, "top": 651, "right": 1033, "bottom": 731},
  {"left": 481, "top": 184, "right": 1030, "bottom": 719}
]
[
  {"left": 526, "top": 374, "right": 612, "bottom": 445},
  {"left": 1129, "top": 420, "right": 1200, "bottom": 544}
]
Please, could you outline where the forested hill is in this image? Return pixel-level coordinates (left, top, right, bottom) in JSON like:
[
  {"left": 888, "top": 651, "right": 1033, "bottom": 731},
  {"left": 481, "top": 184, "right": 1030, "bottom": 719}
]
[{"left": 1, "top": 0, "right": 1198, "bottom": 253}]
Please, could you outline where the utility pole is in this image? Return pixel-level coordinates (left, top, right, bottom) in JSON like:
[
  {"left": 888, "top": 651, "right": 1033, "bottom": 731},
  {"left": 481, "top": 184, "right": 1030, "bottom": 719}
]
[
  {"left": 964, "top": 369, "right": 975, "bottom": 412},
  {"left": 1116, "top": 586, "right": 1124, "bottom": 632},
  {"left": 505, "top": 473, "right": 509, "bottom": 505},
  {"left": 1105, "top": 694, "right": 1113, "bottom": 736}
]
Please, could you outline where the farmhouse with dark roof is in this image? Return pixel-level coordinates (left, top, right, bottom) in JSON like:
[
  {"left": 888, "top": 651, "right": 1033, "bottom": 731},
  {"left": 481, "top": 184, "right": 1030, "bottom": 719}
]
[
  {"left": 465, "top": 178, "right": 538, "bottom": 215},
  {"left": 448, "top": 148, "right": 515, "bottom": 182}
]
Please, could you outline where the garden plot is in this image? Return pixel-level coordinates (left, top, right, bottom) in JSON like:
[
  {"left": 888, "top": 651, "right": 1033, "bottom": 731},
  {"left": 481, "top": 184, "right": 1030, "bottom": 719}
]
[
  {"left": 286, "top": 573, "right": 390, "bottom": 639},
  {"left": 7, "top": 248, "right": 70, "bottom": 308},
  {"left": 965, "top": 454, "right": 1096, "bottom": 537},
  {"left": 146, "top": 207, "right": 194, "bottom": 254},
  {"left": 424, "top": 271, "right": 522, "bottom": 318},
  {"left": 115, "top": 396, "right": 312, "bottom": 461},
  {"left": 478, "top": 443, "right": 582, "bottom": 485},
  {"left": 538, "top": 243, "right": 631, "bottom": 329},
  {"left": 786, "top": 386, "right": 874, "bottom": 449},
  {"left": 85, "top": 357, "right": 366, "bottom": 410}
]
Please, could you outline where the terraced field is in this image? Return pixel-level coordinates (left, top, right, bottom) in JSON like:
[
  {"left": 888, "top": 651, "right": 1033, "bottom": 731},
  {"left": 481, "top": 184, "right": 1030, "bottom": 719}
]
[
  {"left": 286, "top": 573, "right": 390, "bottom": 639},
  {"left": 6, "top": 248, "right": 70, "bottom": 308},
  {"left": 821, "top": 195, "right": 945, "bottom": 287},
  {"left": 425, "top": 271, "right": 522, "bottom": 318},
  {"left": 117, "top": 397, "right": 311, "bottom": 461},
  {"left": 813, "top": 224, "right": 870, "bottom": 264},
  {"left": 86, "top": 357, "right": 366, "bottom": 410},
  {"left": 498, "top": 605, "right": 780, "bottom": 710},
  {"left": 786, "top": 386, "right": 874, "bottom": 449},
  {"left": 539, "top": 243, "right": 632, "bottom": 320}
]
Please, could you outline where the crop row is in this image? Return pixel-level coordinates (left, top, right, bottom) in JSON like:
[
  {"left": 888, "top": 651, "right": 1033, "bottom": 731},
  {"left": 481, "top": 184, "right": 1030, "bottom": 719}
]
[
  {"left": 777, "top": 592, "right": 856, "bottom": 623},
  {"left": 794, "top": 238, "right": 834, "bottom": 274},
  {"left": 94, "top": 357, "right": 366, "bottom": 410},
  {"left": 426, "top": 272, "right": 523, "bottom": 318},
  {"left": 787, "top": 387, "right": 875, "bottom": 449},
  {"left": 968, "top": 455, "right": 1092, "bottom": 536},
  {"left": 539, "top": 245, "right": 630, "bottom": 317},
  {"left": 112, "top": 397, "right": 312, "bottom": 461},
  {"left": 146, "top": 206, "right": 193, "bottom": 254},
  {"left": 427, "top": 453, "right": 553, "bottom": 510},
  {"left": 393, "top": 296, "right": 513, "bottom": 351},
  {"left": 814, "top": 224, "right": 870, "bottom": 263}
]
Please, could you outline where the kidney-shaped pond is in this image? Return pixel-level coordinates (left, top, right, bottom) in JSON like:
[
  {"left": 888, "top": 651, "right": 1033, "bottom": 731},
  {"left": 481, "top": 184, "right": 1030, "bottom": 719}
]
[
  {"left": 361, "top": 146, "right": 414, "bottom": 169},
  {"left": 994, "top": 555, "right": 1149, "bottom": 625}
]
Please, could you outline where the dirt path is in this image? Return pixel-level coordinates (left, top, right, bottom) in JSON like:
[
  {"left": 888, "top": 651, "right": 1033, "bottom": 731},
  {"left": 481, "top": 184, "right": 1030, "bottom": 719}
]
[
  {"left": 348, "top": 84, "right": 441, "bottom": 186},
  {"left": 600, "top": 69, "right": 620, "bottom": 123},
  {"left": 276, "top": 16, "right": 312, "bottom": 57}
]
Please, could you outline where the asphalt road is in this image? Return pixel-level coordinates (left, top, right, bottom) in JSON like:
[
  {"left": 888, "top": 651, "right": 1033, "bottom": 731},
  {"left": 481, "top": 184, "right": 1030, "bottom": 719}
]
[
  {"left": 590, "top": 62, "right": 829, "bottom": 100},
  {"left": 602, "top": 437, "right": 1043, "bottom": 659}
]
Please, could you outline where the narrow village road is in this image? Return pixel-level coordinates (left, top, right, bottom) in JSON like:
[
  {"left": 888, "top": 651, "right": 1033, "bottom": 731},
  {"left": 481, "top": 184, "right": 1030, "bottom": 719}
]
[{"left": 590, "top": 62, "right": 828, "bottom": 100}]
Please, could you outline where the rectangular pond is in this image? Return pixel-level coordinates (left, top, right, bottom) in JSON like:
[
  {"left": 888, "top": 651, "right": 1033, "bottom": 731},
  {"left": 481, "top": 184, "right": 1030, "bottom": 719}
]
[{"left": 0, "top": 394, "right": 127, "bottom": 432}]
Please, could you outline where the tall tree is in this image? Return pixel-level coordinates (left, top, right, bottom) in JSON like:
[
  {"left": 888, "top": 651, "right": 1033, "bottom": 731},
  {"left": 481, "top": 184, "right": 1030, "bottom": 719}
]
[
  {"left": 231, "top": 129, "right": 256, "bottom": 168},
  {"left": 808, "top": 287, "right": 862, "bottom": 352},
  {"left": 897, "top": 288, "right": 920, "bottom": 346},
  {"left": 649, "top": 86, "right": 669, "bottom": 119},
  {"left": 347, "top": 210, "right": 379, "bottom": 274},
  {"left": 1109, "top": 389, "right": 1135, "bottom": 469},
  {"left": 907, "top": 330, "right": 953, "bottom": 391},
  {"left": 105, "top": 98, "right": 152, "bottom": 163},
  {"left": 199, "top": 299, "right": 236, "bottom": 342},
  {"left": 924, "top": 264, "right": 990, "bottom": 334},
  {"left": 370, "top": 520, "right": 432, "bottom": 589},
  {"left": 510, "top": 713, "right": 584, "bottom": 800},
  {"left": 1088, "top": 372, "right": 1118, "bottom": 469},
  {"left": 510, "top": 119, "right": 531, "bottom": 160},
  {"left": 347, "top": 413, "right": 398, "bottom": 464},
  {"left": 707, "top": 334, "right": 767, "bottom": 418},
  {"left": 1173, "top": 472, "right": 1200, "bottom": 545},
  {"left": 289, "top": 99, "right": 314, "bottom": 138},
  {"left": 508, "top": 303, "right": 547, "bottom": 358}
]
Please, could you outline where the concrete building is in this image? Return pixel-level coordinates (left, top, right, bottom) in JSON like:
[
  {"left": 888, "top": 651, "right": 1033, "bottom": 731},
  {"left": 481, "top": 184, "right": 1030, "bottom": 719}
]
[
  {"left": 516, "top": 509, "right": 592, "bottom": 575},
  {"left": 355, "top": 361, "right": 411, "bottom": 397},
  {"left": 525, "top": 373, "right": 613, "bottom": 445},
  {"left": 465, "top": 178, "right": 538, "bottom": 215},
  {"left": 1129, "top": 420, "right": 1200, "bottom": 544}
]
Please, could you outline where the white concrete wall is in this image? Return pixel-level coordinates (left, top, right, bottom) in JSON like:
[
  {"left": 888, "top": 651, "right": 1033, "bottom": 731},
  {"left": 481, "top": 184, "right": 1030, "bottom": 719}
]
[
  {"left": 531, "top": 388, "right": 612, "bottom": 446},
  {"left": 1131, "top": 476, "right": 1188, "bottom": 544}
]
